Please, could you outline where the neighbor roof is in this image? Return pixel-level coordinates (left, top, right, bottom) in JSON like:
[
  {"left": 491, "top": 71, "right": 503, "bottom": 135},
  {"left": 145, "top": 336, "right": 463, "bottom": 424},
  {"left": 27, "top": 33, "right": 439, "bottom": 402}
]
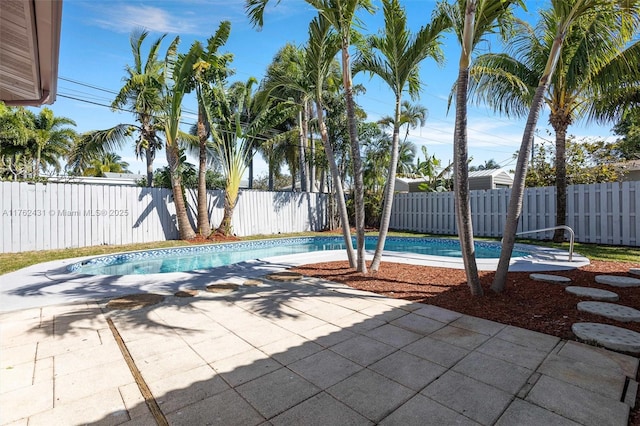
[{"left": 467, "top": 169, "right": 509, "bottom": 178}]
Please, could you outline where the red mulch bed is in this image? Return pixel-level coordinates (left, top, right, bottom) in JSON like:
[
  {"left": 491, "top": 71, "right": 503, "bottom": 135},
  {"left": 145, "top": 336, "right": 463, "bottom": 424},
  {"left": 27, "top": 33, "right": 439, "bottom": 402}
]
[
  {"left": 291, "top": 259, "right": 640, "bottom": 424},
  {"left": 187, "top": 233, "right": 241, "bottom": 245},
  {"left": 292, "top": 260, "right": 640, "bottom": 340}
]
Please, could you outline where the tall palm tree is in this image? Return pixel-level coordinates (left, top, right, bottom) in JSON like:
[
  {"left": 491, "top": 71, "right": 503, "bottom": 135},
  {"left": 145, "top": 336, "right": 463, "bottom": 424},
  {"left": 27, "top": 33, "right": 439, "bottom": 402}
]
[
  {"left": 69, "top": 31, "right": 167, "bottom": 186},
  {"left": 357, "top": 0, "right": 445, "bottom": 278},
  {"left": 163, "top": 36, "right": 199, "bottom": 240},
  {"left": 260, "top": 44, "right": 312, "bottom": 192},
  {"left": 467, "top": 0, "right": 640, "bottom": 292},
  {"left": 187, "top": 21, "right": 233, "bottom": 236},
  {"left": 247, "top": 0, "right": 375, "bottom": 272},
  {"left": 439, "top": 0, "right": 523, "bottom": 296},
  {"left": 262, "top": 18, "right": 357, "bottom": 264},
  {"left": 306, "top": 15, "right": 358, "bottom": 265}
]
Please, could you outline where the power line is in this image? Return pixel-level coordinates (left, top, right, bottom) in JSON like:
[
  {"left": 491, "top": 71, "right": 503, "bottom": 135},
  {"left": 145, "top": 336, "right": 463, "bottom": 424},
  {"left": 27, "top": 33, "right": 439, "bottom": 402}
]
[{"left": 56, "top": 77, "right": 520, "bottom": 161}]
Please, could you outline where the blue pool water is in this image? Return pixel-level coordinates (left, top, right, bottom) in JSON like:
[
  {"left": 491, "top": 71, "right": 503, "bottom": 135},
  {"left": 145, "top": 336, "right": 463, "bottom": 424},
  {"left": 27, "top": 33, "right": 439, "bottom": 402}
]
[{"left": 68, "top": 236, "right": 530, "bottom": 276}]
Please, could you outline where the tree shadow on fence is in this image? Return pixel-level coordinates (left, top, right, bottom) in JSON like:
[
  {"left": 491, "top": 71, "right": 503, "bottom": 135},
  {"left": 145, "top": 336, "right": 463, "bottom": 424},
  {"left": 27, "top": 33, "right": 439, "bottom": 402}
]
[{"left": 133, "top": 187, "right": 178, "bottom": 239}]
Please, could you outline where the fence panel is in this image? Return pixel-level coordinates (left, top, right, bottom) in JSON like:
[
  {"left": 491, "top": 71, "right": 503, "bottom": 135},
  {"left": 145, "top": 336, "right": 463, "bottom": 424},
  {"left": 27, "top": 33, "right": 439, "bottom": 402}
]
[
  {"left": 390, "top": 181, "right": 639, "bottom": 246},
  {"left": 1, "top": 182, "right": 328, "bottom": 253}
]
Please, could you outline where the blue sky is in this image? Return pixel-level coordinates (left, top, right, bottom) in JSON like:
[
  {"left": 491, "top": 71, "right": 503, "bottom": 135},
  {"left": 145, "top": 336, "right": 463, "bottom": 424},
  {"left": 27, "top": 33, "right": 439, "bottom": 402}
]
[{"left": 49, "top": 0, "right": 617, "bottom": 177}]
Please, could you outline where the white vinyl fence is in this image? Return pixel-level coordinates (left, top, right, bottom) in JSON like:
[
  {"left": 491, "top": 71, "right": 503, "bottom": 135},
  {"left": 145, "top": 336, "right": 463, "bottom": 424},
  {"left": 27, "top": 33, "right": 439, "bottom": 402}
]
[
  {"left": 391, "top": 181, "right": 640, "bottom": 246},
  {"left": 0, "top": 182, "right": 328, "bottom": 253}
]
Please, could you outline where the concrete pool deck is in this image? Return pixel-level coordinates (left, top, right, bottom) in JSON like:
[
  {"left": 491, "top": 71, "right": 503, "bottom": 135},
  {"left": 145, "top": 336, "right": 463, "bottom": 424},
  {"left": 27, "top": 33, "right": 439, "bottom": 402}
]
[
  {"left": 2, "top": 246, "right": 636, "bottom": 426},
  {"left": 0, "top": 245, "right": 588, "bottom": 313},
  {"left": 1, "top": 270, "right": 636, "bottom": 425}
]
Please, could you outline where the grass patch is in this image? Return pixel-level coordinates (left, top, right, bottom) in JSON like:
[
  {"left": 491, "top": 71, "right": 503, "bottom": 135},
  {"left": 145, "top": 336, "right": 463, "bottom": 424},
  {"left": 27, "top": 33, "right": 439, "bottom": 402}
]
[
  {"left": 516, "top": 239, "right": 640, "bottom": 263},
  {"left": 0, "top": 232, "right": 637, "bottom": 276}
]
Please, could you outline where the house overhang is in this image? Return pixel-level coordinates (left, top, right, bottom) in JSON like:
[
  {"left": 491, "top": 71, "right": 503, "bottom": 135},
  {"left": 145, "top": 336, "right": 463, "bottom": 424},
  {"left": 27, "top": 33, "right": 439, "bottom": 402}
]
[{"left": 0, "top": 0, "right": 63, "bottom": 106}]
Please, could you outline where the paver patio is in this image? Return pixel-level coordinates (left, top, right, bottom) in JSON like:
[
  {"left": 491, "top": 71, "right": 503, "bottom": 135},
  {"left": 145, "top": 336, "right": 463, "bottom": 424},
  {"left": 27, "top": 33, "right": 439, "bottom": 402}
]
[{"left": 1, "top": 275, "right": 637, "bottom": 425}]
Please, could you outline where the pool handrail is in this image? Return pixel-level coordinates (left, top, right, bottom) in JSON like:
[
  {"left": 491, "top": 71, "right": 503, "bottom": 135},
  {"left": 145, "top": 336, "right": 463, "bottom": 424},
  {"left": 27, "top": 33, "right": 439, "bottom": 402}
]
[{"left": 515, "top": 225, "right": 575, "bottom": 262}]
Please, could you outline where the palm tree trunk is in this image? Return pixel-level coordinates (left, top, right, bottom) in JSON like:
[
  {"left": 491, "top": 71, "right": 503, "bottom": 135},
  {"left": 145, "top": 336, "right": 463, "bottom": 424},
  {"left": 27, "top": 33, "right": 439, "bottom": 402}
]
[
  {"left": 298, "top": 106, "right": 307, "bottom": 192},
  {"left": 492, "top": 19, "right": 569, "bottom": 292},
  {"left": 371, "top": 95, "right": 402, "bottom": 272},
  {"left": 342, "top": 41, "right": 367, "bottom": 273},
  {"left": 309, "top": 124, "right": 316, "bottom": 192},
  {"left": 454, "top": 67, "right": 482, "bottom": 296},
  {"left": 35, "top": 147, "right": 41, "bottom": 180},
  {"left": 268, "top": 158, "right": 275, "bottom": 191},
  {"left": 196, "top": 107, "right": 210, "bottom": 236},
  {"left": 166, "top": 144, "right": 196, "bottom": 240},
  {"left": 145, "top": 148, "right": 154, "bottom": 187},
  {"left": 553, "top": 126, "right": 568, "bottom": 242},
  {"left": 492, "top": 83, "right": 549, "bottom": 293},
  {"left": 248, "top": 154, "right": 254, "bottom": 189},
  {"left": 317, "top": 99, "right": 356, "bottom": 267},
  {"left": 215, "top": 186, "right": 237, "bottom": 236}
]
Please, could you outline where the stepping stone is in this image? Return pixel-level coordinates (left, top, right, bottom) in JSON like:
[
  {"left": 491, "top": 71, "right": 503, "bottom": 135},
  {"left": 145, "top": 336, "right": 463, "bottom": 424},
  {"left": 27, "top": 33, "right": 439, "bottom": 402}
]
[
  {"left": 595, "top": 275, "right": 640, "bottom": 288},
  {"left": 243, "top": 279, "right": 263, "bottom": 286},
  {"left": 175, "top": 289, "right": 198, "bottom": 297},
  {"left": 565, "top": 286, "right": 619, "bottom": 302},
  {"left": 577, "top": 301, "right": 640, "bottom": 322},
  {"left": 630, "top": 268, "right": 640, "bottom": 277},
  {"left": 530, "top": 273, "right": 571, "bottom": 284},
  {"left": 265, "top": 271, "right": 303, "bottom": 282},
  {"left": 106, "top": 293, "right": 164, "bottom": 309},
  {"left": 205, "top": 283, "right": 240, "bottom": 293},
  {"left": 572, "top": 323, "right": 640, "bottom": 353}
]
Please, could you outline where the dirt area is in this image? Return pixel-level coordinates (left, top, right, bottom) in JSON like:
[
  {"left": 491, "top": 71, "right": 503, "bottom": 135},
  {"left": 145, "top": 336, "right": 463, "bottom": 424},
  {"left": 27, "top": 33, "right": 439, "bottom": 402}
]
[
  {"left": 292, "top": 259, "right": 640, "bottom": 425},
  {"left": 188, "top": 232, "right": 241, "bottom": 244}
]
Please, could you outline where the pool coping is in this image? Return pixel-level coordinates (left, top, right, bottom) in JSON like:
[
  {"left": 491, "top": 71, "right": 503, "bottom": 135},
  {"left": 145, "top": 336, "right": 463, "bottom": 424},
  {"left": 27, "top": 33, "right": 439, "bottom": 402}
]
[{"left": 0, "top": 243, "right": 588, "bottom": 313}]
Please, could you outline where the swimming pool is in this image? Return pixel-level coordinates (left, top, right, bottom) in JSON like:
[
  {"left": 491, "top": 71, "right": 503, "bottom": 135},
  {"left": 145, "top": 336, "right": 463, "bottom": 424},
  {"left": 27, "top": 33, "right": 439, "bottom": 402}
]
[{"left": 68, "top": 236, "right": 530, "bottom": 276}]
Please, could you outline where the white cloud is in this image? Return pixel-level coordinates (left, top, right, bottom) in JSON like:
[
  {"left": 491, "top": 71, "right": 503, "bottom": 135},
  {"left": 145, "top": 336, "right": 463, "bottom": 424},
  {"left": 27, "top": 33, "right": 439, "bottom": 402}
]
[{"left": 92, "top": 5, "right": 200, "bottom": 34}]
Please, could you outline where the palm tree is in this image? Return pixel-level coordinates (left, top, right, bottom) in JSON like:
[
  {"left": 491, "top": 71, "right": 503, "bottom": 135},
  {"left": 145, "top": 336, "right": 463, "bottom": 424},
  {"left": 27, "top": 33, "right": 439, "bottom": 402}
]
[
  {"left": 469, "top": 158, "right": 500, "bottom": 171},
  {"left": 247, "top": 0, "right": 375, "bottom": 272},
  {"left": 256, "top": 128, "right": 290, "bottom": 191},
  {"left": 187, "top": 21, "right": 233, "bottom": 236},
  {"left": 380, "top": 101, "right": 429, "bottom": 145},
  {"left": 467, "top": 0, "right": 640, "bottom": 292},
  {"left": 69, "top": 31, "right": 166, "bottom": 186},
  {"left": 83, "top": 152, "right": 130, "bottom": 177},
  {"left": 378, "top": 102, "right": 425, "bottom": 180},
  {"left": 260, "top": 44, "right": 312, "bottom": 192},
  {"left": 439, "top": 0, "right": 523, "bottom": 296},
  {"left": 307, "top": 15, "right": 358, "bottom": 264},
  {"left": 1, "top": 106, "right": 76, "bottom": 180},
  {"left": 162, "top": 36, "right": 199, "bottom": 240},
  {"left": 202, "top": 77, "right": 291, "bottom": 235},
  {"left": 1, "top": 105, "right": 36, "bottom": 180},
  {"left": 396, "top": 139, "right": 417, "bottom": 176},
  {"left": 358, "top": 1, "right": 446, "bottom": 278},
  {"left": 262, "top": 18, "right": 356, "bottom": 265},
  {"left": 24, "top": 108, "right": 76, "bottom": 179}
]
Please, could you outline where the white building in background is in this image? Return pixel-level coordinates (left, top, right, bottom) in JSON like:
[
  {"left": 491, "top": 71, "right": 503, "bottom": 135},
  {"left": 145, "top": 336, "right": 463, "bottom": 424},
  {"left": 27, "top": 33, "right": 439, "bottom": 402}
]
[
  {"left": 47, "top": 172, "right": 145, "bottom": 186},
  {"left": 467, "top": 169, "right": 514, "bottom": 190},
  {"left": 395, "top": 169, "right": 514, "bottom": 193}
]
